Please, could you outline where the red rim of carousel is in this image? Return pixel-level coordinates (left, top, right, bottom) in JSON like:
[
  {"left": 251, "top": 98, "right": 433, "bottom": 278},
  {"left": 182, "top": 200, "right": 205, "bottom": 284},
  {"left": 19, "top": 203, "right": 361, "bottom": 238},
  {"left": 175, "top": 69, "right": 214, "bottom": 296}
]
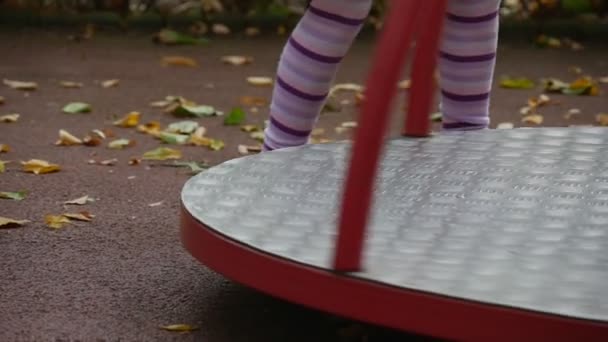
[{"left": 181, "top": 206, "right": 608, "bottom": 342}]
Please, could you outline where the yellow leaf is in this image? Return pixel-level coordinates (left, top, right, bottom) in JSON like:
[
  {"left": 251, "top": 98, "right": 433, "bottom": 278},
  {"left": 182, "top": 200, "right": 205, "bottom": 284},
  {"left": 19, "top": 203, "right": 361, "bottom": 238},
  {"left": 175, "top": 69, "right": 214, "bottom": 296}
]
[
  {"left": 22, "top": 159, "right": 60, "bottom": 174},
  {"left": 56, "top": 129, "right": 83, "bottom": 146},
  {"left": 59, "top": 81, "right": 83, "bottom": 88},
  {"left": 596, "top": 113, "right": 608, "bottom": 126},
  {"left": 209, "top": 139, "right": 225, "bottom": 151},
  {"left": 0, "top": 216, "right": 30, "bottom": 229},
  {"left": 101, "top": 79, "right": 119, "bottom": 88},
  {"left": 240, "top": 96, "right": 268, "bottom": 107},
  {"left": 521, "top": 114, "right": 544, "bottom": 125},
  {"left": 246, "top": 77, "right": 273, "bottom": 86},
  {"left": 311, "top": 128, "right": 325, "bottom": 136},
  {"left": 64, "top": 195, "right": 94, "bottom": 205},
  {"left": 159, "top": 324, "right": 198, "bottom": 332},
  {"left": 161, "top": 56, "right": 198, "bottom": 67},
  {"left": 221, "top": 55, "right": 253, "bottom": 66},
  {"left": 189, "top": 127, "right": 210, "bottom": 146},
  {"left": 0, "top": 160, "right": 7, "bottom": 173},
  {"left": 142, "top": 147, "right": 182, "bottom": 160},
  {"left": 45, "top": 214, "right": 71, "bottom": 229},
  {"left": 0, "top": 113, "right": 19, "bottom": 123},
  {"left": 137, "top": 121, "right": 162, "bottom": 136},
  {"left": 0, "top": 144, "right": 9, "bottom": 153},
  {"left": 62, "top": 211, "right": 94, "bottom": 222},
  {"left": 3, "top": 79, "right": 38, "bottom": 90},
  {"left": 114, "top": 111, "right": 141, "bottom": 128}
]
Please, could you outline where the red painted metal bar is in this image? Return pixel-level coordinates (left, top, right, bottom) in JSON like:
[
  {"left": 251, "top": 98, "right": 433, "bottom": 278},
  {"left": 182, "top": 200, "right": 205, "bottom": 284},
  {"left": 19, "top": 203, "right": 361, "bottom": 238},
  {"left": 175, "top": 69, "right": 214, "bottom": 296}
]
[
  {"left": 333, "top": 0, "right": 423, "bottom": 272},
  {"left": 403, "top": 0, "right": 448, "bottom": 137}
]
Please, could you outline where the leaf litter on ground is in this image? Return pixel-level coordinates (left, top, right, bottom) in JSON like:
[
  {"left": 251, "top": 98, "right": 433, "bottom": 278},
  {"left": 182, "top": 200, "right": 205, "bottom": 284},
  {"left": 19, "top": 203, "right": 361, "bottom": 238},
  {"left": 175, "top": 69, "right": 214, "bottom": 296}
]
[
  {"left": 108, "top": 139, "right": 134, "bottom": 149},
  {"left": 143, "top": 147, "right": 182, "bottom": 160},
  {"left": 154, "top": 29, "right": 209, "bottom": 45},
  {"left": 113, "top": 111, "right": 141, "bottom": 128},
  {"left": 64, "top": 195, "right": 95, "bottom": 205},
  {"left": 224, "top": 107, "right": 246, "bottom": 125},
  {"left": 3, "top": 79, "right": 38, "bottom": 91},
  {"left": 0, "top": 113, "right": 19, "bottom": 123},
  {"left": 500, "top": 76, "right": 535, "bottom": 89},
  {"left": 161, "top": 56, "right": 198, "bottom": 67},
  {"left": 0, "top": 191, "right": 26, "bottom": 201},
  {"left": 56, "top": 129, "right": 83, "bottom": 146},
  {"left": 63, "top": 102, "right": 91, "bottom": 114},
  {"left": 22, "top": 159, "right": 60, "bottom": 174},
  {"left": 45, "top": 211, "right": 94, "bottom": 229},
  {"left": 221, "top": 55, "right": 253, "bottom": 66},
  {"left": 59, "top": 81, "right": 83, "bottom": 88},
  {"left": 0, "top": 217, "right": 30, "bottom": 229},
  {"left": 101, "top": 79, "right": 120, "bottom": 88}
]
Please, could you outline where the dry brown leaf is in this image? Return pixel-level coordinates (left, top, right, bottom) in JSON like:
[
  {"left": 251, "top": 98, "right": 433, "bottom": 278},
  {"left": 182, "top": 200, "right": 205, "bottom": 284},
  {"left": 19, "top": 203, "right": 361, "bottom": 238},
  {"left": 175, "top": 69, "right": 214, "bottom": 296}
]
[
  {"left": 101, "top": 79, "right": 119, "bottom": 88},
  {"left": 56, "top": 129, "right": 83, "bottom": 146},
  {"left": 221, "top": 55, "right": 253, "bottom": 66},
  {"left": 64, "top": 195, "right": 94, "bottom": 205},
  {"left": 0, "top": 216, "right": 30, "bottom": 229},
  {"left": 355, "top": 92, "right": 365, "bottom": 106},
  {"left": 0, "top": 96, "right": 4, "bottom": 104},
  {"left": 0, "top": 113, "right": 19, "bottom": 123},
  {"left": 22, "top": 159, "right": 60, "bottom": 174},
  {"left": 3, "top": 79, "right": 38, "bottom": 90},
  {"left": 0, "top": 144, "right": 9, "bottom": 153},
  {"left": 114, "top": 111, "right": 141, "bottom": 128},
  {"left": 161, "top": 56, "right": 198, "bottom": 67},
  {"left": 129, "top": 158, "right": 141, "bottom": 166},
  {"left": 63, "top": 211, "right": 94, "bottom": 222},
  {"left": 245, "top": 27, "right": 260, "bottom": 37},
  {"left": 240, "top": 96, "right": 268, "bottom": 107},
  {"left": 522, "top": 114, "right": 544, "bottom": 125},
  {"left": 237, "top": 144, "right": 262, "bottom": 155},
  {"left": 45, "top": 214, "right": 71, "bottom": 229},
  {"left": 137, "top": 121, "right": 162, "bottom": 136},
  {"left": 212, "top": 23, "right": 231, "bottom": 35},
  {"left": 247, "top": 77, "right": 273, "bottom": 86},
  {"left": 596, "top": 113, "right": 608, "bottom": 126},
  {"left": 59, "top": 81, "right": 83, "bottom": 88},
  {"left": 159, "top": 324, "right": 198, "bottom": 332}
]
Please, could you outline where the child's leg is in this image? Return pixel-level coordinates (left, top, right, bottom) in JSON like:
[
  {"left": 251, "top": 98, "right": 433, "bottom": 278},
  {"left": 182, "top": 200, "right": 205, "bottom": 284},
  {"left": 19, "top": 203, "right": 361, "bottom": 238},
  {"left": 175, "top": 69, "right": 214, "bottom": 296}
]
[
  {"left": 263, "top": 0, "right": 373, "bottom": 151},
  {"left": 439, "top": 0, "right": 501, "bottom": 130}
]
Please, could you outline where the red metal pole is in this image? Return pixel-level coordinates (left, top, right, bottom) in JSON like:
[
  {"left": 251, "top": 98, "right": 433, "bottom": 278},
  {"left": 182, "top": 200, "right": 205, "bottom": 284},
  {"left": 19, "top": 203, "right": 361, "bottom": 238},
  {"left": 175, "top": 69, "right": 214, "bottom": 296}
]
[
  {"left": 403, "top": 0, "right": 448, "bottom": 137},
  {"left": 333, "top": 0, "right": 422, "bottom": 272}
]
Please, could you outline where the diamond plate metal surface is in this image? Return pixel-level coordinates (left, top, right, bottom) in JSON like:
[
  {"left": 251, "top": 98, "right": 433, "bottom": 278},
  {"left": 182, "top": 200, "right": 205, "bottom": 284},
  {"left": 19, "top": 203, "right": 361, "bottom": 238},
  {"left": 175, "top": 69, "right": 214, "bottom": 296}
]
[{"left": 182, "top": 127, "right": 608, "bottom": 322}]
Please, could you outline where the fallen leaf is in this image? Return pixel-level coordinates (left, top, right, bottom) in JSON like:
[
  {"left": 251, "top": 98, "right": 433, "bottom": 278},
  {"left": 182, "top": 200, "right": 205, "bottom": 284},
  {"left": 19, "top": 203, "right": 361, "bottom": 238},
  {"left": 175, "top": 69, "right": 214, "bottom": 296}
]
[
  {"left": 322, "top": 99, "right": 342, "bottom": 113},
  {"left": 277, "top": 25, "right": 286, "bottom": 35},
  {"left": 100, "top": 158, "right": 118, "bottom": 166},
  {"left": 161, "top": 56, "right": 198, "bottom": 67},
  {"left": 0, "top": 160, "right": 7, "bottom": 172},
  {"left": 430, "top": 112, "right": 443, "bottom": 122},
  {"left": 496, "top": 122, "right": 514, "bottom": 129},
  {"left": 241, "top": 124, "right": 260, "bottom": 132},
  {"left": 564, "top": 108, "right": 581, "bottom": 119},
  {"left": 250, "top": 131, "right": 265, "bottom": 142},
  {"left": 599, "top": 76, "right": 608, "bottom": 84},
  {"left": 137, "top": 121, "right": 162, "bottom": 136},
  {"left": 83, "top": 134, "right": 102, "bottom": 147},
  {"left": 311, "top": 128, "right": 325, "bottom": 136},
  {"left": 154, "top": 29, "right": 208, "bottom": 45},
  {"left": 56, "top": 129, "right": 83, "bottom": 146},
  {"left": 113, "top": 111, "right": 141, "bottom": 128},
  {"left": 240, "top": 96, "right": 267, "bottom": 107},
  {"left": 568, "top": 66, "right": 583, "bottom": 75},
  {"left": 565, "top": 77, "right": 599, "bottom": 96},
  {"left": 596, "top": 113, "right": 608, "bottom": 126},
  {"left": 500, "top": 77, "right": 535, "bottom": 89},
  {"left": 522, "top": 114, "right": 544, "bottom": 125},
  {"left": 0, "top": 216, "right": 30, "bottom": 229},
  {"left": 129, "top": 158, "right": 141, "bottom": 166},
  {"left": 160, "top": 324, "right": 198, "bottom": 332},
  {"left": 355, "top": 92, "right": 365, "bottom": 106},
  {"left": 0, "top": 96, "right": 4, "bottom": 104},
  {"left": 329, "top": 83, "right": 364, "bottom": 96},
  {"left": 22, "top": 159, "right": 60, "bottom": 174},
  {"left": 398, "top": 79, "right": 411, "bottom": 90},
  {"left": 209, "top": 139, "right": 225, "bottom": 151},
  {"left": 563, "top": 38, "right": 584, "bottom": 51},
  {"left": 167, "top": 121, "right": 198, "bottom": 134},
  {"left": 63, "top": 211, "right": 94, "bottom": 222},
  {"left": 0, "top": 191, "right": 26, "bottom": 201},
  {"left": 143, "top": 147, "right": 182, "bottom": 160},
  {"left": 3, "top": 79, "right": 37, "bottom": 90},
  {"left": 64, "top": 195, "right": 94, "bottom": 205},
  {"left": 310, "top": 137, "right": 333, "bottom": 144},
  {"left": 63, "top": 102, "right": 91, "bottom": 114},
  {"left": 189, "top": 127, "right": 210, "bottom": 146},
  {"left": 0, "top": 144, "right": 9, "bottom": 153},
  {"left": 224, "top": 107, "right": 246, "bottom": 125},
  {"left": 543, "top": 78, "right": 570, "bottom": 93},
  {"left": 238, "top": 144, "right": 262, "bottom": 155},
  {"left": 335, "top": 126, "right": 349, "bottom": 134},
  {"left": 108, "top": 139, "right": 134, "bottom": 149},
  {"left": 341, "top": 121, "right": 358, "bottom": 128},
  {"left": 149, "top": 201, "right": 163, "bottom": 207},
  {"left": 45, "top": 214, "right": 71, "bottom": 229},
  {"left": 247, "top": 77, "right": 273, "bottom": 86},
  {"left": 101, "top": 79, "right": 120, "bottom": 88},
  {"left": 245, "top": 27, "right": 261, "bottom": 36},
  {"left": 59, "top": 81, "right": 83, "bottom": 88},
  {"left": 165, "top": 161, "right": 208, "bottom": 174},
  {"left": 159, "top": 132, "right": 189, "bottom": 145},
  {"left": 536, "top": 34, "right": 561, "bottom": 48},
  {"left": 172, "top": 104, "right": 219, "bottom": 117},
  {"left": 221, "top": 55, "right": 253, "bottom": 66},
  {"left": 0, "top": 113, "right": 19, "bottom": 123},
  {"left": 212, "top": 23, "right": 231, "bottom": 35}
]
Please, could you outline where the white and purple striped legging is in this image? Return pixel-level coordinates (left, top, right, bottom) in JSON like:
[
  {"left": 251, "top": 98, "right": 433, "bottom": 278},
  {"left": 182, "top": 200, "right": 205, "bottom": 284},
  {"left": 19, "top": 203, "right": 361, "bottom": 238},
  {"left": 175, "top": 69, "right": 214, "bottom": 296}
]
[{"left": 263, "top": 0, "right": 501, "bottom": 151}]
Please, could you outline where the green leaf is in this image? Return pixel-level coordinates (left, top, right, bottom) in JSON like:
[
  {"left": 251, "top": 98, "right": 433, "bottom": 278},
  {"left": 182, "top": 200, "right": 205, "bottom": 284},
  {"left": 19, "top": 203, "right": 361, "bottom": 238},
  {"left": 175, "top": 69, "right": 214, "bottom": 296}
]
[
  {"left": 172, "top": 104, "right": 218, "bottom": 117},
  {"left": 62, "top": 102, "right": 91, "bottom": 114},
  {"left": 107, "top": 138, "right": 132, "bottom": 149},
  {"left": 209, "top": 139, "right": 225, "bottom": 151},
  {"left": 167, "top": 120, "right": 199, "bottom": 134},
  {"left": 142, "top": 147, "right": 182, "bottom": 160},
  {"left": 0, "top": 160, "right": 6, "bottom": 173},
  {"left": 500, "top": 77, "right": 535, "bottom": 89},
  {"left": 224, "top": 107, "right": 246, "bottom": 126},
  {"left": 0, "top": 190, "right": 26, "bottom": 201},
  {"left": 159, "top": 132, "right": 189, "bottom": 145},
  {"left": 165, "top": 161, "right": 209, "bottom": 174}
]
